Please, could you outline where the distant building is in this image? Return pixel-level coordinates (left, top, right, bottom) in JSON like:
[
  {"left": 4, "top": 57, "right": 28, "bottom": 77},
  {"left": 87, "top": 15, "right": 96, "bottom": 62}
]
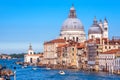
[
  {"left": 24, "top": 44, "right": 43, "bottom": 64},
  {"left": 0, "top": 54, "right": 11, "bottom": 59}
]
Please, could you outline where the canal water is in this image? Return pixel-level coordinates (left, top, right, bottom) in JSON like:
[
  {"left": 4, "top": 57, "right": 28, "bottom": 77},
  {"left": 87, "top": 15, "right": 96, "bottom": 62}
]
[{"left": 0, "top": 59, "right": 120, "bottom": 80}]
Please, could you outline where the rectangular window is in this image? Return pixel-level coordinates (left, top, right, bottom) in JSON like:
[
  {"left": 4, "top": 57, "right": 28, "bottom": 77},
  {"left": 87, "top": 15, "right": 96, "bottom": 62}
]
[
  {"left": 72, "top": 53, "right": 74, "bottom": 56},
  {"left": 109, "top": 46, "right": 111, "bottom": 49},
  {"left": 105, "top": 46, "right": 107, "bottom": 49},
  {"left": 72, "top": 48, "right": 74, "bottom": 51}
]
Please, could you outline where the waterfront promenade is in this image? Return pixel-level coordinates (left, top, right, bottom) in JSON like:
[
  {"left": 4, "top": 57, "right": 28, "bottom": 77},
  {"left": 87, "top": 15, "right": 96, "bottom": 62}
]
[{"left": 0, "top": 59, "right": 120, "bottom": 80}]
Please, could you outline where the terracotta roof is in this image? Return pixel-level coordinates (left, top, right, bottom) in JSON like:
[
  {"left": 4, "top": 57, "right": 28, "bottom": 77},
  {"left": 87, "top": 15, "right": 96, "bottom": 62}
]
[
  {"left": 77, "top": 43, "right": 85, "bottom": 48},
  {"left": 109, "top": 40, "right": 120, "bottom": 45},
  {"left": 51, "top": 39, "right": 65, "bottom": 43},
  {"left": 103, "top": 49, "right": 120, "bottom": 54},
  {"left": 86, "top": 39, "right": 99, "bottom": 44},
  {"left": 44, "top": 39, "right": 65, "bottom": 44},
  {"left": 77, "top": 45, "right": 84, "bottom": 48},
  {"left": 57, "top": 44, "right": 67, "bottom": 48}
]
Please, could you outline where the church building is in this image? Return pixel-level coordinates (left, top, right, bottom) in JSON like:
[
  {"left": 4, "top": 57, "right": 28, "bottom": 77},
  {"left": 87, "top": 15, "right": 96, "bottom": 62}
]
[
  {"left": 59, "top": 5, "right": 86, "bottom": 42},
  {"left": 88, "top": 17, "right": 108, "bottom": 39}
]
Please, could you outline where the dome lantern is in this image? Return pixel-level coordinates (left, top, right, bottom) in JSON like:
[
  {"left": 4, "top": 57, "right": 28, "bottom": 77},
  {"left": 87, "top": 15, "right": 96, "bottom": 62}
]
[{"left": 69, "top": 4, "right": 77, "bottom": 18}]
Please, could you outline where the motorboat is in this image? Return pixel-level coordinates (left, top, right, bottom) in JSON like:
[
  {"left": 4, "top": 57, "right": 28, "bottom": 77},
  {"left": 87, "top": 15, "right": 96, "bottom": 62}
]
[
  {"left": 22, "top": 65, "right": 27, "bottom": 68},
  {"left": 32, "top": 67, "right": 37, "bottom": 70},
  {"left": 22, "top": 66, "right": 25, "bottom": 68},
  {"left": 24, "top": 65, "right": 27, "bottom": 68},
  {"left": 59, "top": 70, "right": 65, "bottom": 75},
  {"left": 46, "top": 67, "right": 51, "bottom": 70}
]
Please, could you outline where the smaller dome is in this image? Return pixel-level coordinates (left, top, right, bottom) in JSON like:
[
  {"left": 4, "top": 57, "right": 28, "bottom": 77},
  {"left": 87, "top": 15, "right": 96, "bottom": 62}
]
[{"left": 88, "top": 17, "right": 102, "bottom": 34}]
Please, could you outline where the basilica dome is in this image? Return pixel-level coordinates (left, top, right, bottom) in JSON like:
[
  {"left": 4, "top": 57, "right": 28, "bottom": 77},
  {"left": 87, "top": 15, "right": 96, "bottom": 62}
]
[
  {"left": 59, "top": 5, "right": 86, "bottom": 43},
  {"left": 61, "top": 18, "right": 84, "bottom": 31},
  {"left": 61, "top": 5, "right": 84, "bottom": 31}
]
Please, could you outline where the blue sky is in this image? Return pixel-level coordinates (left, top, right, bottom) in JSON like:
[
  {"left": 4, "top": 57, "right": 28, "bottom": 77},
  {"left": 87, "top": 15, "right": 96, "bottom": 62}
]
[{"left": 0, "top": 0, "right": 120, "bottom": 54}]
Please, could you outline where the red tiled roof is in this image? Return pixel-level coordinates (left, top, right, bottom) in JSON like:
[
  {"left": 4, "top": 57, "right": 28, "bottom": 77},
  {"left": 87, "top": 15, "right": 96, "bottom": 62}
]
[
  {"left": 77, "top": 45, "right": 84, "bottom": 48},
  {"left": 44, "top": 39, "right": 65, "bottom": 44},
  {"left": 77, "top": 43, "right": 85, "bottom": 48},
  {"left": 103, "top": 49, "right": 120, "bottom": 54},
  {"left": 51, "top": 39, "right": 65, "bottom": 43},
  {"left": 57, "top": 44, "right": 67, "bottom": 48}
]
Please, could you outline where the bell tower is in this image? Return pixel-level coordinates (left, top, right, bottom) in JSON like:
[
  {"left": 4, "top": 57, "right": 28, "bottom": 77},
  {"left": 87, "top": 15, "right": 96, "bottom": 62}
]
[
  {"left": 103, "top": 18, "right": 108, "bottom": 38},
  {"left": 28, "top": 43, "right": 34, "bottom": 55}
]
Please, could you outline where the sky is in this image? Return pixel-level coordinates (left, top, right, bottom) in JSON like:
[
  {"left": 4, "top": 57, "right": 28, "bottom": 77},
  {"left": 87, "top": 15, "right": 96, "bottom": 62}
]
[{"left": 0, "top": 0, "right": 120, "bottom": 54}]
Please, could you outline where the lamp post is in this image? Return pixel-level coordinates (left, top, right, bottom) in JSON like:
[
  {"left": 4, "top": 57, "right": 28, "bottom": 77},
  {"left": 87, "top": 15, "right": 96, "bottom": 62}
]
[{"left": 14, "top": 67, "right": 16, "bottom": 80}]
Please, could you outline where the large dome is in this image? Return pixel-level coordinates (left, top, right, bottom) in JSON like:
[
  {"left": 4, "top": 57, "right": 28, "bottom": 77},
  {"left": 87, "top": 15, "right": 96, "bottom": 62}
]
[
  {"left": 61, "top": 18, "right": 84, "bottom": 31},
  {"left": 88, "top": 17, "right": 102, "bottom": 34},
  {"left": 59, "top": 5, "right": 86, "bottom": 42},
  {"left": 61, "top": 5, "right": 84, "bottom": 31}
]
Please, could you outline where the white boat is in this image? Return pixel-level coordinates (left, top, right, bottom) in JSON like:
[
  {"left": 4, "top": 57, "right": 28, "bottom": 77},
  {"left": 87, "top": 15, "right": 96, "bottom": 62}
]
[
  {"left": 46, "top": 67, "right": 51, "bottom": 70},
  {"left": 59, "top": 70, "right": 65, "bottom": 75},
  {"left": 22, "top": 66, "right": 25, "bottom": 68},
  {"left": 32, "top": 67, "right": 37, "bottom": 70},
  {"left": 24, "top": 65, "right": 27, "bottom": 68}
]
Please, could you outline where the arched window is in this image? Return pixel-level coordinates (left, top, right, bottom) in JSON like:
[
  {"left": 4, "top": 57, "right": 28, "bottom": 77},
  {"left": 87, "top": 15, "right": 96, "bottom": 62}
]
[
  {"left": 76, "top": 37, "right": 78, "bottom": 42},
  {"left": 37, "top": 58, "right": 40, "bottom": 62},
  {"left": 73, "top": 37, "right": 75, "bottom": 41},
  {"left": 30, "top": 58, "right": 33, "bottom": 63},
  {"left": 91, "top": 35, "right": 94, "bottom": 39},
  {"left": 64, "top": 37, "right": 66, "bottom": 40}
]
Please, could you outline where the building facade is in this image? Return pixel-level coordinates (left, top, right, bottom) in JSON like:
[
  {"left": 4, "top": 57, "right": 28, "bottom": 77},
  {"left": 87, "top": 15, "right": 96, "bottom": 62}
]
[
  {"left": 43, "top": 39, "right": 65, "bottom": 65},
  {"left": 24, "top": 44, "right": 43, "bottom": 64},
  {"left": 56, "top": 40, "right": 87, "bottom": 69},
  {"left": 98, "top": 49, "right": 120, "bottom": 72}
]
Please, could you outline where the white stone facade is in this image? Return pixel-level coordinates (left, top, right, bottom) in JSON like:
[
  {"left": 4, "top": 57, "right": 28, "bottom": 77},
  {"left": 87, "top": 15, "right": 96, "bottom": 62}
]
[
  {"left": 114, "top": 56, "right": 120, "bottom": 72},
  {"left": 88, "top": 34, "right": 102, "bottom": 40},
  {"left": 60, "top": 30, "right": 86, "bottom": 42},
  {"left": 24, "top": 44, "right": 42, "bottom": 64},
  {"left": 98, "top": 53, "right": 115, "bottom": 72},
  {"left": 24, "top": 54, "right": 40, "bottom": 63}
]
